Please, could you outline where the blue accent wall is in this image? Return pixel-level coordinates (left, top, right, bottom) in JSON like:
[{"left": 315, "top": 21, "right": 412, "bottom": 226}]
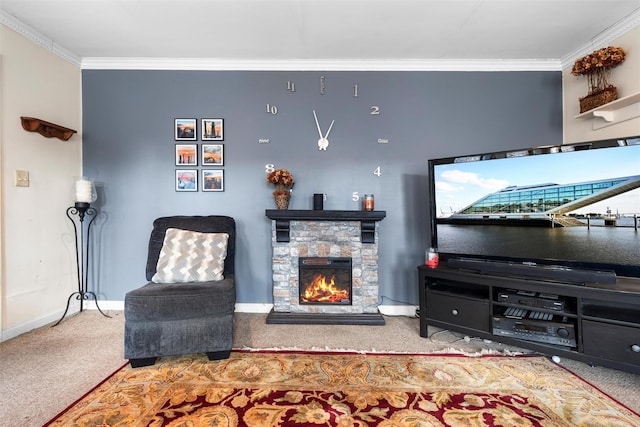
[{"left": 82, "top": 70, "right": 562, "bottom": 304}]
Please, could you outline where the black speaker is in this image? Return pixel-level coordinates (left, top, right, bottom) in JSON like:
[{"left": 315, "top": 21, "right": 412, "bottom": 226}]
[{"left": 313, "top": 194, "right": 324, "bottom": 210}]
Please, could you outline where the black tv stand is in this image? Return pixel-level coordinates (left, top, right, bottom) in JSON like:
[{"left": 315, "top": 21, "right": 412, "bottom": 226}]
[{"left": 418, "top": 264, "right": 640, "bottom": 374}]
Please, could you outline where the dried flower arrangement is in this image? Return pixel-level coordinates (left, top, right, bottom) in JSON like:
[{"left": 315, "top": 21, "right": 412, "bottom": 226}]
[
  {"left": 266, "top": 168, "right": 295, "bottom": 196},
  {"left": 571, "top": 46, "right": 626, "bottom": 112}
]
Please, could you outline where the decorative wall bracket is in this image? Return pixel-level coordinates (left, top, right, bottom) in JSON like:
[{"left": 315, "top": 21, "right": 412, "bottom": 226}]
[{"left": 20, "top": 116, "right": 77, "bottom": 141}]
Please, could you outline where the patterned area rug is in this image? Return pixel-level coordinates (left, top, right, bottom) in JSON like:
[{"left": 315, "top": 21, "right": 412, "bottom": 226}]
[{"left": 45, "top": 350, "right": 639, "bottom": 426}]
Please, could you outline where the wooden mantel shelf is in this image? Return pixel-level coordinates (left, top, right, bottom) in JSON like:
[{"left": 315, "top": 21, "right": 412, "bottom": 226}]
[
  {"left": 266, "top": 209, "right": 386, "bottom": 243},
  {"left": 20, "top": 116, "right": 77, "bottom": 141}
]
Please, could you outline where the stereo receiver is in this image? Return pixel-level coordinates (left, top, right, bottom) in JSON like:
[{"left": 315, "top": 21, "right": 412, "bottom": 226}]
[{"left": 492, "top": 307, "right": 576, "bottom": 347}]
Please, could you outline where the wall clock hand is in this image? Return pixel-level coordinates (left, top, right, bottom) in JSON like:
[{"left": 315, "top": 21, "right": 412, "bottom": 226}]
[
  {"left": 318, "top": 120, "right": 334, "bottom": 151},
  {"left": 324, "top": 120, "right": 335, "bottom": 139},
  {"left": 313, "top": 110, "right": 323, "bottom": 139},
  {"left": 313, "top": 111, "right": 334, "bottom": 151}
]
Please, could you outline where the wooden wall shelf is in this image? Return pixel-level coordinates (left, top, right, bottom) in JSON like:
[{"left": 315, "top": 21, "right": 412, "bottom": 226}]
[
  {"left": 20, "top": 116, "right": 77, "bottom": 141},
  {"left": 573, "top": 92, "right": 640, "bottom": 129}
]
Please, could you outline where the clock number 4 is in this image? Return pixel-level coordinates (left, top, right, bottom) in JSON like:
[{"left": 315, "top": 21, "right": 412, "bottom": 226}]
[
  {"left": 266, "top": 104, "right": 278, "bottom": 115},
  {"left": 373, "top": 166, "right": 382, "bottom": 177}
]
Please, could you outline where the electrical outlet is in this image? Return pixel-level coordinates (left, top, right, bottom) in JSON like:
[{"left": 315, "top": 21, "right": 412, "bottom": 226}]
[{"left": 15, "top": 170, "right": 30, "bottom": 187}]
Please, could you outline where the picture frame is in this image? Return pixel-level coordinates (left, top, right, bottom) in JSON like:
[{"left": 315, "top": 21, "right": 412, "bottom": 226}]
[
  {"left": 175, "top": 144, "right": 198, "bottom": 166},
  {"left": 201, "top": 118, "right": 224, "bottom": 141},
  {"left": 201, "top": 144, "right": 224, "bottom": 166},
  {"left": 175, "top": 118, "right": 197, "bottom": 140},
  {"left": 202, "top": 169, "right": 224, "bottom": 192},
  {"left": 176, "top": 169, "right": 197, "bottom": 192}
]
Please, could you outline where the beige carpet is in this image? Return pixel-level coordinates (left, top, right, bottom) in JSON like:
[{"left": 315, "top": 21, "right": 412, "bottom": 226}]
[{"left": 0, "top": 310, "right": 638, "bottom": 426}]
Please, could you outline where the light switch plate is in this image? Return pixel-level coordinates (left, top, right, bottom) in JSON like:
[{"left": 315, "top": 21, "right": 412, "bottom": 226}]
[{"left": 15, "top": 170, "right": 30, "bottom": 187}]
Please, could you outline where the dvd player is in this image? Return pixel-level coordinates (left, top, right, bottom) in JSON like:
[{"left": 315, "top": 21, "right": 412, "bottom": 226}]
[{"left": 498, "top": 289, "right": 565, "bottom": 311}]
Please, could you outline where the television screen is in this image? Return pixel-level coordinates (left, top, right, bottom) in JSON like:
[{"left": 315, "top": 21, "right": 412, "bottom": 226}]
[{"left": 429, "top": 136, "right": 640, "bottom": 279}]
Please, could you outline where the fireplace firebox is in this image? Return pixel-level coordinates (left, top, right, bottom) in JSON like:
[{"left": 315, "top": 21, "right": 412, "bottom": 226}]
[{"left": 299, "top": 257, "right": 352, "bottom": 305}]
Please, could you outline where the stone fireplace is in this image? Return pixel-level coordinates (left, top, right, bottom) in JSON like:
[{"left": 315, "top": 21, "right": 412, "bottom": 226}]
[{"left": 265, "top": 209, "right": 386, "bottom": 325}]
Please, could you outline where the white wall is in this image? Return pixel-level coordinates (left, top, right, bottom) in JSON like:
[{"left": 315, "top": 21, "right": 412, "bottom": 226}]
[
  {"left": 563, "top": 26, "right": 640, "bottom": 143},
  {"left": 0, "top": 24, "right": 82, "bottom": 340}
]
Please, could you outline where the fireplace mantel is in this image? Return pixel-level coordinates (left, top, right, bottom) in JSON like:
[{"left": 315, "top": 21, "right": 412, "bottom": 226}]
[{"left": 266, "top": 210, "right": 386, "bottom": 243}]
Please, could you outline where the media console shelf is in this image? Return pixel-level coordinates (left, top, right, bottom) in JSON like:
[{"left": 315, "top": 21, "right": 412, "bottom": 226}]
[{"left": 418, "top": 265, "right": 640, "bottom": 374}]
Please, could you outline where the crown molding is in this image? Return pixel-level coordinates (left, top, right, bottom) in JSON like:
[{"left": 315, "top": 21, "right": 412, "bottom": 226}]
[
  {"left": 81, "top": 57, "right": 560, "bottom": 72},
  {"left": 0, "top": 9, "right": 81, "bottom": 66},
  {"left": 561, "top": 8, "right": 640, "bottom": 70},
  {"left": 2, "top": 5, "right": 636, "bottom": 73}
]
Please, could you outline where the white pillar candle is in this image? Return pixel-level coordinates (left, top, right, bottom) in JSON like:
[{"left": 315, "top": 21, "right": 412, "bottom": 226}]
[{"left": 75, "top": 179, "right": 94, "bottom": 203}]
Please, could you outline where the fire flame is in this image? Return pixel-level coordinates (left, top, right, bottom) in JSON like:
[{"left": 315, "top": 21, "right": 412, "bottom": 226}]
[{"left": 301, "top": 274, "right": 349, "bottom": 303}]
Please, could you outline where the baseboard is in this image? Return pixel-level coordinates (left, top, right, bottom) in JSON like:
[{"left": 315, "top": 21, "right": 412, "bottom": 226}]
[
  {"left": 235, "top": 303, "right": 273, "bottom": 313},
  {"left": 378, "top": 305, "right": 418, "bottom": 317},
  {"left": 1, "top": 303, "right": 80, "bottom": 342},
  {"left": 78, "top": 301, "right": 419, "bottom": 317},
  {"left": 78, "top": 302, "right": 419, "bottom": 316},
  {"left": 1, "top": 302, "right": 418, "bottom": 342},
  {"left": 84, "top": 300, "right": 125, "bottom": 311}
]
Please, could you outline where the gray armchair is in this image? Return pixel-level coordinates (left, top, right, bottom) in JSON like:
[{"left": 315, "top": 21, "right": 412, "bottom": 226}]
[{"left": 124, "top": 215, "right": 236, "bottom": 367}]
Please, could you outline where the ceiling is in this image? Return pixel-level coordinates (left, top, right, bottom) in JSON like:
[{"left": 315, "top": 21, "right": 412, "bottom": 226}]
[{"left": 1, "top": 0, "right": 639, "bottom": 68}]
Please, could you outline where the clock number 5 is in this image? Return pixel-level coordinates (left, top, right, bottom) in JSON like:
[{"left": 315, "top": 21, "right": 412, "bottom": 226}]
[{"left": 370, "top": 106, "right": 381, "bottom": 115}]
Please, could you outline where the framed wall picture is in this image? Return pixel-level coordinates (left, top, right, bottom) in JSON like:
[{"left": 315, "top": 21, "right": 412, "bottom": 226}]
[
  {"left": 175, "top": 144, "right": 198, "bottom": 166},
  {"left": 202, "top": 144, "right": 224, "bottom": 166},
  {"left": 175, "top": 118, "right": 197, "bottom": 140},
  {"left": 176, "top": 169, "right": 197, "bottom": 192},
  {"left": 201, "top": 118, "right": 224, "bottom": 141},
  {"left": 202, "top": 169, "right": 224, "bottom": 192}
]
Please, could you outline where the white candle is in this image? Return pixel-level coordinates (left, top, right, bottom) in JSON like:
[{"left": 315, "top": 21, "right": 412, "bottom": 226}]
[{"left": 76, "top": 179, "right": 93, "bottom": 203}]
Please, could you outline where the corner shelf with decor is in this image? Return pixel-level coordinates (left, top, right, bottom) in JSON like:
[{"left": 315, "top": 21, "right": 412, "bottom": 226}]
[
  {"left": 573, "top": 92, "right": 640, "bottom": 129},
  {"left": 570, "top": 46, "right": 633, "bottom": 129}
]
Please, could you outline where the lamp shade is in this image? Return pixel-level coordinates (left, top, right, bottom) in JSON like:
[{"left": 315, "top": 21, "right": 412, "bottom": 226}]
[{"left": 75, "top": 177, "right": 97, "bottom": 203}]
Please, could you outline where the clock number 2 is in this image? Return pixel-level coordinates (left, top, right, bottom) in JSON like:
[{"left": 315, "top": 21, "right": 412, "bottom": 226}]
[
  {"left": 266, "top": 104, "right": 278, "bottom": 115},
  {"left": 370, "top": 106, "right": 381, "bottom": 115}
]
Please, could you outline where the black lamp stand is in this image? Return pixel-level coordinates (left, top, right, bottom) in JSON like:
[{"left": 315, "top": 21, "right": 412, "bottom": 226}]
[{"left": 53, "top": 202, "right": 110, "bottom": 326}]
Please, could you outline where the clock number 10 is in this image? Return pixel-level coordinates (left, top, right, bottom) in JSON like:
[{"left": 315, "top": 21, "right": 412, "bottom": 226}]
[{"left": 266, "top": 104, "right": 278, "bottom": 115}]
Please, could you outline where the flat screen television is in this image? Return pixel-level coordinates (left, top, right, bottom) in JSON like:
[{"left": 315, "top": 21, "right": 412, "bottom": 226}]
[{"left": 428, "top": 136, "right": 640, "bottom": 281}]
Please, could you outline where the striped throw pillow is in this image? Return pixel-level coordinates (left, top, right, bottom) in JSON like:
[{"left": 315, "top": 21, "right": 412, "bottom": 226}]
[{"left": 151, "top": 228, "right": 229, "bottom": 283}]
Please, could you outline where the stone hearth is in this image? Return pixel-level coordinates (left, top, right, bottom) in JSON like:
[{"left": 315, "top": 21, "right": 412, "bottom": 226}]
[{"left": 265, "top": 210, "right": 386, "bottom": 325}]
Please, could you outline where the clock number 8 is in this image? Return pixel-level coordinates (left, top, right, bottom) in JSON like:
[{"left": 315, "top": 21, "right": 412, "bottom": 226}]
[{"left": 265, "top": 164, "right": 275, "bottom": 173}]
